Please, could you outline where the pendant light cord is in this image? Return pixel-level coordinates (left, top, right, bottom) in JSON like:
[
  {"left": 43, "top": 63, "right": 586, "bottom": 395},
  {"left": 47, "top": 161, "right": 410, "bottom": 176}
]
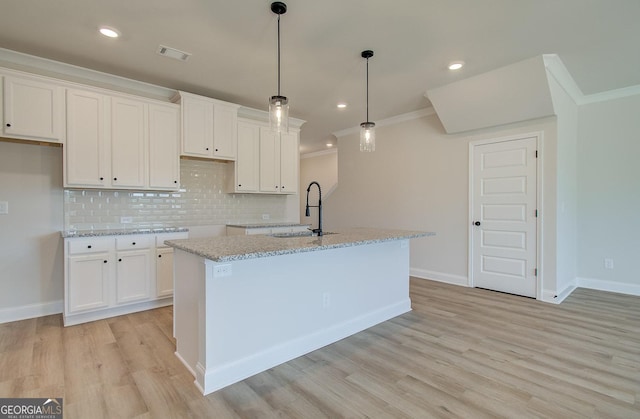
[
  {"left": 277, "top": 14, "right": 281, "bottom": 96},
  {"left": 366, "top": 56, "right": 369, "bottom": 122}
]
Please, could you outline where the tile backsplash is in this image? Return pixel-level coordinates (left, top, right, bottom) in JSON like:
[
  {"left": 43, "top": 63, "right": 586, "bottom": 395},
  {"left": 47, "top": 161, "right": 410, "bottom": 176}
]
[{"left": 64, "top": 159, "right": 288, "bottom": 231}]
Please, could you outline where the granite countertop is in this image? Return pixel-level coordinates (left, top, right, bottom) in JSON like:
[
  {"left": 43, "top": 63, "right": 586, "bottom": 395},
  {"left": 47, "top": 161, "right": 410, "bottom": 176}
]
[
  {"left": 226, "top": 222, "right": 312, "bottom": 229},
  {"left": 166, "top": 227, "right": 434, "bottom": 262},
  {"left": 61, "top": 226, "right": 189, "bottom": 238}
]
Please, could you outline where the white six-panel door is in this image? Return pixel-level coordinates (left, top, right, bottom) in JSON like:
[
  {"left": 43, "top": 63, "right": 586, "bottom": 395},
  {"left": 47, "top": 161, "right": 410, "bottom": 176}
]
[{"left": 471, "top": 136, "right": 538, "bottom": 298}]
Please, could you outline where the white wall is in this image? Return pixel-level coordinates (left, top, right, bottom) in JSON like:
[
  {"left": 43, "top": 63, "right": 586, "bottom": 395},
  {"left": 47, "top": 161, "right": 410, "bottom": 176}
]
[
  {"left": 547, "top": 71, "right": 579, "bottom": 297},
  {"left": 577, "top": 93, "right": 640, "bottom": 294},
  {"left": 0, "top": 141, "right": 64, "bottom": 322},
  {"left": 325, "top": 113, "right": 559, "bottom": 292},
  {"left": 299, "top": 150, "right": 338, "bottom": 225}
]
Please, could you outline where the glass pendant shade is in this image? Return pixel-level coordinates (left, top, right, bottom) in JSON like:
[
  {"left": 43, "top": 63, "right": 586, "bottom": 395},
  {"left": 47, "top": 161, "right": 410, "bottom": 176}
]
[
  {"left": 360, "top": 122, "right": 376, "bottom": 152},
  {"left": 269, "top": 95, "right": 289, "bottom": 133}
]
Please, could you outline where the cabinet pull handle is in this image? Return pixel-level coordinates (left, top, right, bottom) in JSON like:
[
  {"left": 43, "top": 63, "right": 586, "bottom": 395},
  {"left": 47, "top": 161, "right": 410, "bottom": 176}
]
[{"left": 6, "top": 123, "right": 11, "bottom": 127}]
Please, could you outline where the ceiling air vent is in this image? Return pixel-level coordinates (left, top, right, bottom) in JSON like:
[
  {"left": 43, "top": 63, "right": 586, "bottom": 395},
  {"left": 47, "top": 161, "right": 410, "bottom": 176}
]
[{"left": 156, "top": 45, "right": 191, "bottom": 62}]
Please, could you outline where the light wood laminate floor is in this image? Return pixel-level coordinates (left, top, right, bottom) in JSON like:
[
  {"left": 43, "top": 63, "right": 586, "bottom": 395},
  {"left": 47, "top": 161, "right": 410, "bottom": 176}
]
[{"left": 1, "top": 278, "right": 639, "bottom": 418}]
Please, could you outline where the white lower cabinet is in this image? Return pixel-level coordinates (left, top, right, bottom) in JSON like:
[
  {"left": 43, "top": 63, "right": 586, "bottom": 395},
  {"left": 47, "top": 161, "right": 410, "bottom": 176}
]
[
  {"left": 156, "top": 247, "right": 175, "bottom": 298},
  {"left": 63, "top": 231, "right": 187, "bottom": 326},
  {"left": 67, "top": 253, "right": 110, "bottom": 313}
]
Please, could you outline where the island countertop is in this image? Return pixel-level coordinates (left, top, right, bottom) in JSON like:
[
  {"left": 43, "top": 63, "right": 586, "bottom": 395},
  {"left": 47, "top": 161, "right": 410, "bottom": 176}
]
[{"left": 165, "top": 227, "right": 434, "bottom": 262}]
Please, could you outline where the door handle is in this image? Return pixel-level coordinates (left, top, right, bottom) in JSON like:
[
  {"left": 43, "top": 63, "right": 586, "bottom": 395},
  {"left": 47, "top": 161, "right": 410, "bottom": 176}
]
[{"left": 474, "top": 221, "right": 481, "bottom": 226}]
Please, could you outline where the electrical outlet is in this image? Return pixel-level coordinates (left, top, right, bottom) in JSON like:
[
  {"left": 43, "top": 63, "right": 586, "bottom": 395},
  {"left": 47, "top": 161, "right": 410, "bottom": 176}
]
[
  {"left": 213, "top": 264, "right": 232, "bottom": 277},
  {"left": 262, "top": 214, "right": 270, "bottom": 220},
  {"left": 322, "top": 292, "right": 331, "bottom": 309},
  {"left": 0, "top": 201, "right": 8, "bottom": 215},
  {"left": 604, "top": 258, "right": 614, "bottom": 270},
  {"left": 120, "top": 216, "right": 133, "bottom": 224}
]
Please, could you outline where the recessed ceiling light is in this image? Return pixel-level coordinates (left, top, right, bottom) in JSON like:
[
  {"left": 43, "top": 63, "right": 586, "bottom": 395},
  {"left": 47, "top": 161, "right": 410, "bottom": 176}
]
[
  {"left": 337, "top": 103, "right": 347, "bottom": 109},
  {"left": 326, "top": 143, "right": 334, "bottom": 147},
  {"left": 448, "top": 61, "right": 464, "bottom": 70},
  {"left": 99, "top": 26, "right": 120, "bottom": 38}
]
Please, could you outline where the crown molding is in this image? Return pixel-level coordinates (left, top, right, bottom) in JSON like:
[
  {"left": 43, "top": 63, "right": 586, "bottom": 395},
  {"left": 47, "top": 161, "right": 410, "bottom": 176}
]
[
  {"left": 301, "top": 148, "right": 337, "bottom": 159},
  {"left": 0, "top": 47, "right": 174, "bottom": 101},
  {"left": 332, "top": 107, "right": 435, "bottom": 138},
  {"left": 581, "top": 84, "right": 640, "bottom": 105},
  {"left": 238, "top": 106, "right": 306, "bottom": 129}
]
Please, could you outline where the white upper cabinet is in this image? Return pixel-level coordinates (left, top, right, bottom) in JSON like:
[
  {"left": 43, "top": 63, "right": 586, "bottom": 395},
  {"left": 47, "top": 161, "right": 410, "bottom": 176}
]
[
  {"left": 66, "top": 87, "right": 180, "bottom": 191},
  {"left": 259, "top": 126, "right": 299, "bottom": 195},
  {"left": 176, "top": 91, "right": 240, "bottom": 160},
  {"left": 2, "top": 74, "right": 65, "bottom": 143},
  {"left": 259, "top": 127, "right": 280, "bottom": 193},
  {"left": 279, "top": 131, "right": 299, "bottom": 194},
  {"left": 234, "top": 120, "right": 260, "bottom": 192},
  {"left": 149, "top": 103, "right": 180, "bottom": 190},
  {"left": 110, "top": 96, "right": 147, "bottom": 189},
  {"left": 65, "top": 89, "right": 109, "bottom": 187}
]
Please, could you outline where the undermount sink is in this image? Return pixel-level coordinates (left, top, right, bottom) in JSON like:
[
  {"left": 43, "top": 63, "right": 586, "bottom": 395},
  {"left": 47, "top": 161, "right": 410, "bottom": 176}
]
[{"left": 269, "top": 231, "right": 337, "bottom": 238}]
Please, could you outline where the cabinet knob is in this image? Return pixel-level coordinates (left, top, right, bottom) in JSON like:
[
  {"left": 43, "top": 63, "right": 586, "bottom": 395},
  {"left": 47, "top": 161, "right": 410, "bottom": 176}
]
[
  {"left": 118, "top": 258, "right": 122, "bottom": 262},
  {"left": 282, "top": 186, "right": 285, "bottom": 189},
  {"left": 215, "top": 148, "right": 219, "bottom": 152},
  {"left": 87, "top": 245, "right": 92, "bottom": 249},
  {"left": 174, "top": 180, "right": 178, "bottom": 184},
  {"left": 113, "top": 177, "right": 117, "bottom": 181},
  {"left": 158, "top": 254, "right": 162, "bottom": 258},
  {"left": 6, "top": 123, "right": 11, "bottom": 127},
  {"left": 103, "top": 260, "right": 107, "bottom": 263},
  {"left": 132, "top": 242, "right": 136, "bottom": 245},
  {"left": 238, "top": 184, "right": 242, "bottom": 187},
  {"left": 206, "top": 147, "right": 209, "bottom": 151},
  {"left": 99, "top": 177, "right": 104, "bottom": 181},
  {"left": 275, "top": 185, "right": 279, "bottom": 188}
]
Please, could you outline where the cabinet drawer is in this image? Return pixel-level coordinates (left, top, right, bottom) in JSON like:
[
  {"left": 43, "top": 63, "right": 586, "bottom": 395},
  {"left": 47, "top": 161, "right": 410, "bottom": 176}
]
[
  {"left": 68, "top": 238, "right": 113, "bottom": 255},
  {"left": 116, "top": 236, "right": 152, "bottom": 251},
  {"left": 156, "top": 232, "right": 188, "bottom": 247}
]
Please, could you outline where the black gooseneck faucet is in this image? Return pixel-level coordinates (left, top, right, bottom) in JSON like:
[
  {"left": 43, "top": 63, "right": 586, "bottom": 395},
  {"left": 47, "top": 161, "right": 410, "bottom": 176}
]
[{"left": 305, "top": 181, "right": 322, "bottom": 236}]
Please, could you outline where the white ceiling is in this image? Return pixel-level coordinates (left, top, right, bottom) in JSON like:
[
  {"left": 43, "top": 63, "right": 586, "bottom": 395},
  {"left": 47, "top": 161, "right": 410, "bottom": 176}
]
[{"left": 1, "top": 0, "right": 638, "bottom": 153}]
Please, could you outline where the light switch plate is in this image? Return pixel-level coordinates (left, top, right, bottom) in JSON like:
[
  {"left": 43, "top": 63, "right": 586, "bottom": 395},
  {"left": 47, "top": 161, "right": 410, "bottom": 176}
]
[{"left": 0, "top": 201, "right": 8, "bottom": 214}]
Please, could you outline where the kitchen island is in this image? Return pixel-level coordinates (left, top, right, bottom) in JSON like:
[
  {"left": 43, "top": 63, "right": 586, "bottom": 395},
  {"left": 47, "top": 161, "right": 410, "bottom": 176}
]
[{"left": 166, "top": 227, "right": 433, "bottom": 395}]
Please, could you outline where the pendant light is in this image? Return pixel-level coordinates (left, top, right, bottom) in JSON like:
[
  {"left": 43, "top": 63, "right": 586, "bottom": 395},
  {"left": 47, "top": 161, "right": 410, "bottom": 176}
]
[
  {"left": 360, "top": 50, "right": 375, "bottom": 152},
  {"left": 269, "top": 2, "right": 289, "bottom": 133}
]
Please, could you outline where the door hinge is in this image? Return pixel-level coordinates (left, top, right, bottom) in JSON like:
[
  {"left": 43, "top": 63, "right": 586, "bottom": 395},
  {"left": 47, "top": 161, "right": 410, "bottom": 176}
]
[
  {"left": 535, "top": 150, "right": 538, "bottom": 158},
  {"left": 535, "top": 209, "right": 538, "bottom": 217},
  {"left": 534, "top": 268, "right": 538, "bottom": 276}
]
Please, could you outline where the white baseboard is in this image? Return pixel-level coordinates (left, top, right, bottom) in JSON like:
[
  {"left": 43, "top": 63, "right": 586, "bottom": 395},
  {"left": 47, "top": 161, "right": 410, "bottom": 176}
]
[
  {"left": 0, "top": 300, "right": 63, "bottom": 324},
  {"left": 576, "top": 277, "right": 640, "bottom": 297},
  {"left": 410, "top": 268, "right": 469, "bottom": 287},
  {"left": 542, "top": 283, "right": 577, "bottom": 304}
]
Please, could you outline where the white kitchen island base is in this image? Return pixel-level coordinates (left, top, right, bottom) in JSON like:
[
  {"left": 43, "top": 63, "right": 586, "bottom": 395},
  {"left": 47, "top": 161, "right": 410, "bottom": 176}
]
[{"left": 172, "top": 238, "right": 413, "bottom": 395}]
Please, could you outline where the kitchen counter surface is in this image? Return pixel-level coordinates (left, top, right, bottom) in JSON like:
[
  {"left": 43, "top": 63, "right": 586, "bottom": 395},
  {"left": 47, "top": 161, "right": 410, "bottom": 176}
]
[
  {"left": 166, "top": 227, "right": 433, "bottom": 262},
  {"left": 61, "top": 226, "right": 189, "bottom": 238},
  {"left": 226, "top": 222, "right": 311, "bottom": 229}
]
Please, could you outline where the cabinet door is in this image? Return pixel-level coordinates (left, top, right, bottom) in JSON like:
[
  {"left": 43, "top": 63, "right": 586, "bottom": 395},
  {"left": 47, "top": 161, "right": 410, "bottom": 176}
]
[
  {"left": 67, "top": 253, "right": 111, "bottom": 313},
  {"left": 156, "top": 247, "right": 174, "bottom": 297},
  {"left": 236, "top": 121, "right": 260, "bottom": 192},
  {"left": 279, "top": 131, "right": 299, "bottom": 194},
  {"left": 212, "top": 103, "right": 238, "bottom": 160},
  {"left": 182, "top": 95, "right": 213, "bottom": 157},
  {"left": 259, "top": 127, "right": 279, "bottom": 193},
  {"left": 149, "top": 103, "right": 180, "bottom": 190},
  {"left": 3, "top": 75, "right": 64, "bottom": 142},
  {"left": 111, "top": 97, "right": 147, "bottom": 188},
  {"left": 65, "top": 89, "right": 109, "bottom": 187},
  {"left": 116, "top": 250, "right": 151, "bottom": 305}
]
